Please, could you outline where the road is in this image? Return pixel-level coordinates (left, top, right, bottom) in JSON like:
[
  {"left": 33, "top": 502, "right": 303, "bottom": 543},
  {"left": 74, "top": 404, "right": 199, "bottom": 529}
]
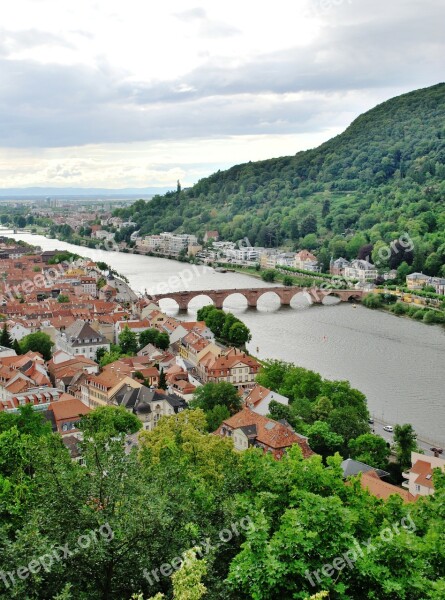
[{"left": 370, "top": 418, "right": 441, "bottom": 457}]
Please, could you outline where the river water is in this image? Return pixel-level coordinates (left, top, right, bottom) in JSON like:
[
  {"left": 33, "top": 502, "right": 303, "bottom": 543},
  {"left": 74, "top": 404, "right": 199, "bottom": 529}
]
[{"left": 5, "top": 230, "right": 445, "bottom": 445}]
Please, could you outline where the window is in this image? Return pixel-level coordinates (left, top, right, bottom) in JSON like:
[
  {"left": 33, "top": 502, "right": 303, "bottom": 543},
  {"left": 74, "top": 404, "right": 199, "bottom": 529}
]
[{"left": 415, "top": 484, "right": 421, "bottom": 492}]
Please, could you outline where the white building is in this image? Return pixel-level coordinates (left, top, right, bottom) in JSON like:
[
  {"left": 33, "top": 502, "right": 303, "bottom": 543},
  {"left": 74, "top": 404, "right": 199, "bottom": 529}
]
[
  {"left": 402, "top": 452, "right": 445, "bottom": 497},
  {"left": 244, "top": 384, "right": 289, "bottom": 416},
  {"left": 344, "top": 259, "right": 378, "bottom": 282},
  {"left": 56, "top": 320, "right": 110, "bottom": 360}
]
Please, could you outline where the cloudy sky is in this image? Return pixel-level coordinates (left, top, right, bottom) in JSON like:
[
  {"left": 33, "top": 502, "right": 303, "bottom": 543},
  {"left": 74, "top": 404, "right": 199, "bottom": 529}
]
[{"left": 0, "top": 0, "right": 443, "bottom": 189}]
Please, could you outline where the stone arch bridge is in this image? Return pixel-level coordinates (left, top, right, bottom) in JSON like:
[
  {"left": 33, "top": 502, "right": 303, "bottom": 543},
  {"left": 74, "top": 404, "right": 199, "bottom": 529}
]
[{"left": 149, "top": 286, "right": 364, "bottom": 311}]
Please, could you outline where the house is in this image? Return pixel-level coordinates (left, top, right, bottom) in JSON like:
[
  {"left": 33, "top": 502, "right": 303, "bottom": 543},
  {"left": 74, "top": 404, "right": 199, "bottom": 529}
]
[
  {"left": 204, "top": 348, "right": 261, "bottom": 390},
  {"left": 115, "top": 319, "right": 151, "bottom": 344},
  {"left": 244, "top": 384, "right": 289, "bottom": 416},
  {"left": 0, "top": 345, "right": 16, "bottom": 358},
  {"left": 344, "top": 259, "right": 378, "bottom": 282},
  {"left": 0, "top": 352, "right": 51, "bottom": 403},
  {"left": 215, "top": 407, "right": 314, "bottom": 460},
  {"left": 82, "top": 370, "right": 129, "bottom": 408},
  {"left": 49, "top": 396, "right": 91, "bottom": 435},
  {"left": 402, "top": 452, "right": 445, "bottom": 497},
  {"left": 406, "top": 272, "right": 430, "bottom": 290},
  {"left": 330, "top": 257, "right": 351, "bottom": 276},
  {"left": 1, "top": 387, "right": 62, "bottom": 412},
  {"left": 294, "top": 250, "right": 319, "bottom": 272},
  {"left": 204, "top": 231, "right": 219, "bottom": 243},
  {"left": 113, "top": 384, "right": 187, "bottom": 430},
  {"left": 260, "top": 250, "right": 278, "bottom": 269},
  {"left": 56, "top": 320, "right": 110, "bottom": 360},
  {"left": 431, "top": 277, "right": 445, "bottom": 296},
  {"left": 341, "top": 459, "right": 417, "bottom": 503}
]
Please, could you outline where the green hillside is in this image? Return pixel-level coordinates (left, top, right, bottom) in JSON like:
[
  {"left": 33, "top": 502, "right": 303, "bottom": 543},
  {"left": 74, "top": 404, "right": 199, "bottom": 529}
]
[{"left": 116, "top": 83, "right": 445, "bottom": 276}]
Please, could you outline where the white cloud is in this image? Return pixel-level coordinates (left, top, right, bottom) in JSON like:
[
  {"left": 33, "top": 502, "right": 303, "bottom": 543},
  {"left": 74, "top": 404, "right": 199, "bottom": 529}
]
[{"left": 0, "top": 0, "right": 443, "bottom": 188}]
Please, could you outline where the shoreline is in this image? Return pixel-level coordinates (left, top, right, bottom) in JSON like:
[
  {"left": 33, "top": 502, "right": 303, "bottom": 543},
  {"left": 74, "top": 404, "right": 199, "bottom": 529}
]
[{"left": 2, "top": 228, "right": 444, "bottom": 447}]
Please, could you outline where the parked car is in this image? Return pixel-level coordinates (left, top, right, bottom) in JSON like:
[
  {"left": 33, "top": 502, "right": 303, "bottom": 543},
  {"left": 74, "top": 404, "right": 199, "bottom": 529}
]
[
  {"left": 383, "top": 425, "right": 394, "bottom": 432},
  {"left": 368, "top": 418, "right": 374, "bottom": 424}
]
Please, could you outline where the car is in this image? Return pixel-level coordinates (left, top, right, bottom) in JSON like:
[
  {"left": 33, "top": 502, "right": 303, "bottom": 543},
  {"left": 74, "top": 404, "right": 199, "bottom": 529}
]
[
  {"left": 383, "top": 425, "right": 393, "bottom": 433},
  {"left": 368, "top": 418, "right": 374, "bottom": 424}
]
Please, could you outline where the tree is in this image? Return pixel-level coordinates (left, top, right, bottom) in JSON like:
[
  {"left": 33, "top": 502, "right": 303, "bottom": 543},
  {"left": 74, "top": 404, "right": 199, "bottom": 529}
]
[
  {"left": 261, "top": 270, "right": 276, "bottom": 282},
  {"left": 311, "top": 396, "right": 333, "bottom": 421},
  {"left": 20, "top": 332, "right": 53, "bottom": 360},
  {"left": 139, "top": 328, "right": 159, "bottom": 348},
  {"left": 397, "top": 261, "right": 411, "bottom": 282},
  {"left": 328, "top": 407, "right": 369, "bottom": 451},
  {"left": 79, "top": 405, "right": 142, "bottom": 438},
  {"left": 12, "top": 339, "right": 22, "bottom": 355},
  {"left": 307, "top": 421, "right": 344, "bottom": 460},
  {"left": 228, "top": 321, "right": 251, "bottom": 346},
  {"left": 57, "top": 294, "right": 70, "bottom": 303},
  {"left": 156, "top": 332, "right": 170, "bottom": 350},
  {"left": 283, "top": 275, "right": 294, "bottom": 286},
  {"left": 300, "top": 214, "right": 317, "bottom": 236},
  {"left": 349, "top": 433, "right": 390, "bottom": 469},
  {"left": 119, "top": 325, "right": 138, "bottom": 355},
  {"left": 158, "top": 368, "right": 167, "bottom": 390},
  {"left": 95, "top": 347, "right": 107, "bottom": 363},
  {"left": 204, "top": 308, "right": 226, "bottom": 337},
  {"left": 190, "top": 382, "right": 242, "bottom": 415},
  {"left": 205, "top": 404, "right": 230, "bottom": 432},
  {"left": 0, "top": 323, "right": 13, "bottom": 348},
  {"left": 394, "top": 424, "right": 419, "bottom": 470},
  {"left": 100, "top": 348, "right": 124, "bottom": 367},
  {"left": 171, "top": 548, "right": 207, "bottom": 600}
]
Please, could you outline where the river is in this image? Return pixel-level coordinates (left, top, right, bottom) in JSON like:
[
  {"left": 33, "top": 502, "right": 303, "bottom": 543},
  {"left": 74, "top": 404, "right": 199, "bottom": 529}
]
[{"left": 5, "top": 230, "right": 445, "bottom": 446}]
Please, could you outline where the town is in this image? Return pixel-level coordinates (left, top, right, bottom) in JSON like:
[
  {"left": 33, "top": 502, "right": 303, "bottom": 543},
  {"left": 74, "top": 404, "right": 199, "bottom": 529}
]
[{"left": 0, "top": 239, "right": 443, "bottom": 511}]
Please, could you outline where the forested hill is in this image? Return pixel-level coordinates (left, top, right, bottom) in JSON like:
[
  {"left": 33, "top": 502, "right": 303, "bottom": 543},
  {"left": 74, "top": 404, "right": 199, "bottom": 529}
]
[{"left": 116, "top": 83, "right": 445, "bottom": 276}]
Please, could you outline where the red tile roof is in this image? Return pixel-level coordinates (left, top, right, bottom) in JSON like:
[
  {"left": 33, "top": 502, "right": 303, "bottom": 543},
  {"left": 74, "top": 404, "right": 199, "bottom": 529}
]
[
  {"left": 216, "top": 407, "right": 314, "bottom": 457},
  {"left": 360, "top": 470, "right": 417, "bottom": 503}
]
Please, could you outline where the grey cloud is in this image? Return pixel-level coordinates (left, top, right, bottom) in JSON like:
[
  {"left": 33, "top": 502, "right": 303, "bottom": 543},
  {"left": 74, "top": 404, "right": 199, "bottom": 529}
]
[
  {"left": 0, "top": 0, "right": 443, "bottom": 149},
  {"left": 0, "top": 28, "right": 74, "bottom": 56}
]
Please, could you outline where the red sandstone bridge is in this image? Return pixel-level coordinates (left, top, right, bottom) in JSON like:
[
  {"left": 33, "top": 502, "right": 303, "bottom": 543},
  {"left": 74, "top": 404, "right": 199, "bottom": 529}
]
[{"left": 149, "top": 286, "right": 364, "bottom": 310}]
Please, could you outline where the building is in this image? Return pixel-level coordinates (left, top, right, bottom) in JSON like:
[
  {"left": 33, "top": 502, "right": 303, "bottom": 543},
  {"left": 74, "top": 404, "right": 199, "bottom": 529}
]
[
  {"left": 406, "top": 272, "right": 431, "bottom": 290},
  {"left": 113, "top": 384, "right": 187, "bottom": 431},
  {"left": 244, "top": 384, "right": 289, "bottom": 416},
  {"left": 204, "top": 231, "right": 219, "bottom": 243},
  {"left": 341, "top": 459, "right": 417, "bottom": 503},
  {"left": 294, "top": 250, "right": 319, "bottom": 272},
  {"left": 49, "top": 397, "right": 91, "bottom": 435},
  {"left": 215, "top": 407, "right": 314, "bottom": 460},
  {"left": 204, "top": 349, "right": 261, "bottom": 390},
  {"left": 402, "top": 452, "right": 445, "bottom": 497},
  {"left": 344, "top": 259, "right": 378, "bottom": 282},
  {"left": 56, "top": 320, "right": 110, "bottom": 360},
  {"left": 330, "top": 257, "right": 351, "bottom": 276}
]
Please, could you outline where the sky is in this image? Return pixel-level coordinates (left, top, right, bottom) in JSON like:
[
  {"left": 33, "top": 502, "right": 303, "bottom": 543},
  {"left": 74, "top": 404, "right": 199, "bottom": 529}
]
[{"left": 0, "top": 0, "right": 444, "bottom": 190}]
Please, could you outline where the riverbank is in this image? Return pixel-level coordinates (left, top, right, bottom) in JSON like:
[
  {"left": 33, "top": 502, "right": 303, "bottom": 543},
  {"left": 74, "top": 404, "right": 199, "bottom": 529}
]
[
  {"left": 363, "top": 293, "right": 445, "bottom": 326},
  {"left": 2, "top": 229, "right": 445, "bottom": 445}
]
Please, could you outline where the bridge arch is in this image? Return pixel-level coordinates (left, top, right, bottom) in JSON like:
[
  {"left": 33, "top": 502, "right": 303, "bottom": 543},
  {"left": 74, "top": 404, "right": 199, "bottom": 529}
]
[
  {"left": 187, "top": 294, "right": 215, "bottom": 311},
  {"left": 256, "top": 290, "right": 282, "bottom": 310},
  {"left": 222, "top": 292, "right": 249, "bottom": 310},
  {"left": 158, "top": 297, "right": 180, "bottom": 313},
  {"left": 289, "top": 289, "right": 313, "bottom": 307}
]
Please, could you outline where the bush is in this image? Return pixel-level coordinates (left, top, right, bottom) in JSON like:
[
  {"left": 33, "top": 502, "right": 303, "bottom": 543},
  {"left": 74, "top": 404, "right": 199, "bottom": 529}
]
[
  {"left": 390, "top": 302, "right": 409, "bottom": 315},
  {"left": 262, "top": 270, "right": 277, "bottom": 283},
  {"left": 362, "top": 293, "right": 383, "bottom": 309}
]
